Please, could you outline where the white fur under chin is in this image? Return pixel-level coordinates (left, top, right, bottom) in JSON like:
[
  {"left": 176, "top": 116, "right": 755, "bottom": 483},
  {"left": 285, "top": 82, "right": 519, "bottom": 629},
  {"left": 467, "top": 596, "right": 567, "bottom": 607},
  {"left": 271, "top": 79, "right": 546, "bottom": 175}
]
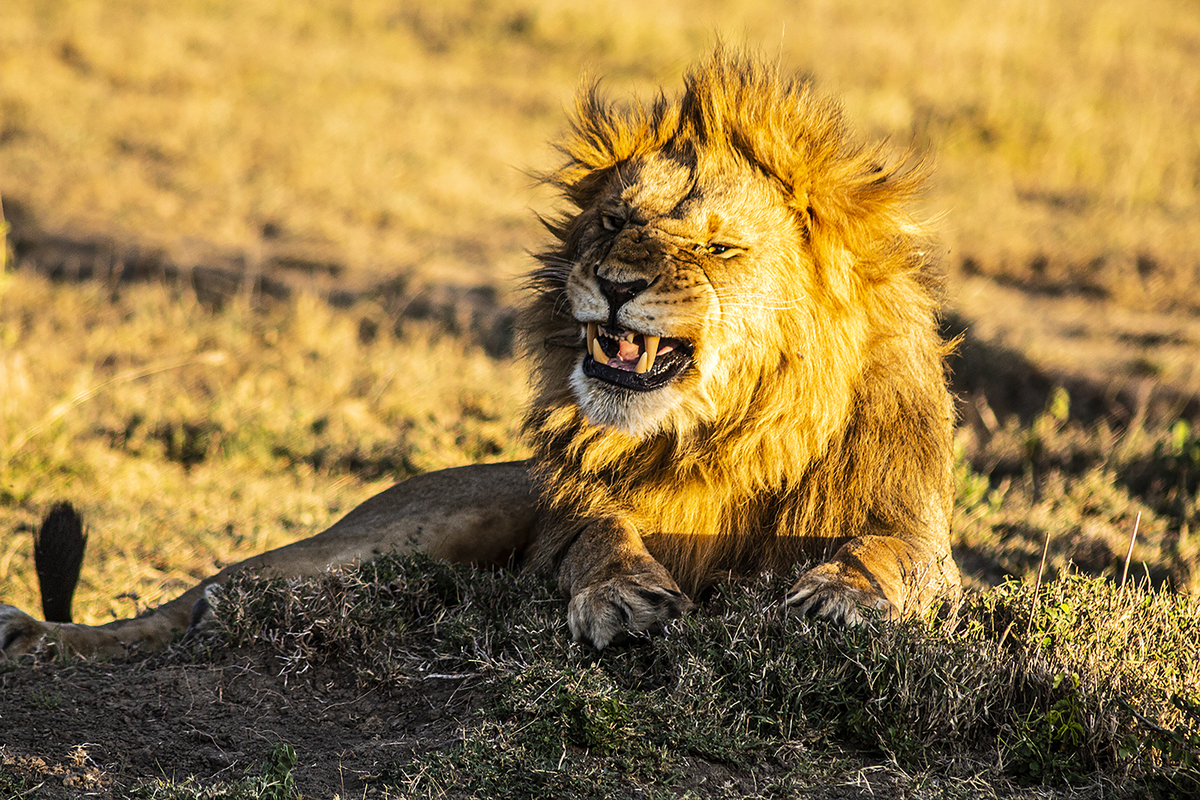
[{"left": 569, "top": 360, "right": 688, "bottom": 439}]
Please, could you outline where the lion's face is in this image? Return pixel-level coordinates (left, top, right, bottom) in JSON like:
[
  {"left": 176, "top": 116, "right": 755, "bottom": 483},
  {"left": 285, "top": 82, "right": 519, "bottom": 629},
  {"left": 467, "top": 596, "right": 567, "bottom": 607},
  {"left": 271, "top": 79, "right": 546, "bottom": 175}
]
[{"left": 563, "top": 153, "right": 809, "bottom": 438}]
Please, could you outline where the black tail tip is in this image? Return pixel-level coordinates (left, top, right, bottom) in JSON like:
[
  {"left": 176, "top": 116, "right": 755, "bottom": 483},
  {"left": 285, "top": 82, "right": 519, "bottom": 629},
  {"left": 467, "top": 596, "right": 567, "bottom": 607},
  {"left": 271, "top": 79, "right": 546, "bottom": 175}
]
[
  {"left": 42, "top": 501, "right": 83, "bottom": 528},
  {"left": 35, "top": 502, "right": 88, "bottom": 624}
]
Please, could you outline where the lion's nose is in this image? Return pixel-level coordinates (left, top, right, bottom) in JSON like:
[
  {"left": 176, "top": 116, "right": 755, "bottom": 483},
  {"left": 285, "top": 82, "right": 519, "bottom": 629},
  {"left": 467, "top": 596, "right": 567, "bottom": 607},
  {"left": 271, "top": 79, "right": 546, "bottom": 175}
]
[
  {"left": 596, "top": 275, "right": 650, "bottom": 309},
  {"left": 595, "top": 274, "right": 651, "bottom": 329}
]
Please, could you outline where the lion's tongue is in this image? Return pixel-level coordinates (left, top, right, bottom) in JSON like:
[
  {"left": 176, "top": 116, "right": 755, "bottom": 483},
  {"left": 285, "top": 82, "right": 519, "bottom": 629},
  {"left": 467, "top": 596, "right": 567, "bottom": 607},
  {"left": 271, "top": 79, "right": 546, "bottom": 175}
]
[
  {"left": 606, "top": 339, "right": 640, "bottom": 372},
  {"left": 615, "top": 339, "right": 641, "bottom": 362},
  {"left": 607, "top": 336, "right": 676, "bottom": 372}
]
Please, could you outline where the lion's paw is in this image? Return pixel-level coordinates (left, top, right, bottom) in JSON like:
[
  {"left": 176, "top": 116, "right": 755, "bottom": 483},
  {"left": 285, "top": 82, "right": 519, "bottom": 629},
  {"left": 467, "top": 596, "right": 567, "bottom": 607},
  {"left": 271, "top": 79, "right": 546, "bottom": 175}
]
[
  {"left": 0, "top": 605, "right": 47, "bottom": 658},
  {"left": 567, "top": 575, "right": 694, "bottom": 649},
  {"left": 181, "top": 583, "right": 223, "bottom": 642},
  {"left": 784, "top": 567, "right": 894, "bottom": 625}
]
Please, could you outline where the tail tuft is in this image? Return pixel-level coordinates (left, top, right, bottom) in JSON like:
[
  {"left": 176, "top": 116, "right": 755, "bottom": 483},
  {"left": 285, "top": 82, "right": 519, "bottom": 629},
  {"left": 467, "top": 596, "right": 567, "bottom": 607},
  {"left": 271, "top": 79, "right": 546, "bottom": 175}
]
[{"left": 34, "top": 502, "right": 88, "bottom": 623}]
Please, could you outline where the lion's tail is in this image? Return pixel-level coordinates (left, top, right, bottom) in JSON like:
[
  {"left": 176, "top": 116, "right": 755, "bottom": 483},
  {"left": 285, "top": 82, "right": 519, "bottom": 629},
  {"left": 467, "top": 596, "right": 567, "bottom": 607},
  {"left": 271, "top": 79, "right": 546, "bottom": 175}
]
[{"left": 33, "top": 502, "right": 87, "bottom": 623}]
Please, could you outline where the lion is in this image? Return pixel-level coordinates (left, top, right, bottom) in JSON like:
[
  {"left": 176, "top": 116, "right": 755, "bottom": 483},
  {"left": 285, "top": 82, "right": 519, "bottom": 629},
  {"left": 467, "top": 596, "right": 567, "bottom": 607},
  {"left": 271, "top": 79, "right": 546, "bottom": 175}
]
[{"left": 0, "top": 48, "right": 959, "bottom": 659}]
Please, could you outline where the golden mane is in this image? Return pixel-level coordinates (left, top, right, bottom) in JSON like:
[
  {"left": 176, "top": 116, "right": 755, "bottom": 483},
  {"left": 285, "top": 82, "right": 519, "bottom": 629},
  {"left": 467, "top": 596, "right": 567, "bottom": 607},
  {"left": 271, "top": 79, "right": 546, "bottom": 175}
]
[{"left": 521, "top": 47, "right": 955, "bottom": 597}]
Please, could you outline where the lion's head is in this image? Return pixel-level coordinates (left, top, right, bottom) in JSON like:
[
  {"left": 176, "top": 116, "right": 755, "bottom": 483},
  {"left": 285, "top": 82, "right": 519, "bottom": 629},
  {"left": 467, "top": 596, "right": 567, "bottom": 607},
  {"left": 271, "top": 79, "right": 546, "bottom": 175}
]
[
  {"left": 523, "top": 48, "right": 952, "bottom": 594},
  {"left": 557, "top": 144, "right": 804, "bottom": 440}
]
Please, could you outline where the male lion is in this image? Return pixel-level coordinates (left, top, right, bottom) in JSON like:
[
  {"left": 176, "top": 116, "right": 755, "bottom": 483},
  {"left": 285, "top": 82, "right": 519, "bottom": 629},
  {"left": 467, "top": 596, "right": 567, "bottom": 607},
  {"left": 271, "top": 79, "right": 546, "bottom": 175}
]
[{"left": 0, "top": 48, "right": 959, "bottom": 658}]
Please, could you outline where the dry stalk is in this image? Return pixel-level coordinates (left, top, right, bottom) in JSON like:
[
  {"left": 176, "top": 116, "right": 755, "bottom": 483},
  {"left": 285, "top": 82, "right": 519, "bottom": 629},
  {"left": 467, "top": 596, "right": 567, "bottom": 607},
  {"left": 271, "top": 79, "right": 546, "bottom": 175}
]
[
  {"left": 1120, "top": 512, "right": 1141, "bottom": 589},
  {"left": 1026, "top": 528, "right": 1053, "bottom": 641}
]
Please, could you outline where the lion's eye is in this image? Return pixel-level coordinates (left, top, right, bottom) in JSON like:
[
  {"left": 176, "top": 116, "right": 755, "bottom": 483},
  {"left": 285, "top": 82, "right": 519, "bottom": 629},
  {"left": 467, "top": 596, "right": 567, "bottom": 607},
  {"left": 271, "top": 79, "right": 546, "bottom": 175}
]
[
  {"left": 600, "top": 214, "right": 624, "bottom": 232},
  {"left": 706, "top": 243, "right": 735, "bottom": 256}
]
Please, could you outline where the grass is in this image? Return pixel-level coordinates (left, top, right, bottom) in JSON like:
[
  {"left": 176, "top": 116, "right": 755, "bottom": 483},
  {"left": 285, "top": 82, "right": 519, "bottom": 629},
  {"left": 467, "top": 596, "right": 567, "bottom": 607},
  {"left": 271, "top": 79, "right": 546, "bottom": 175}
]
[
  {"left": 2, "top": 267, "right": 1197, "bottom": 624},
  {"left": 1, "top": 1, "right": 1198, "bottom": 796},
  {"left": 130, "top": 744, "right": 298, "bottom": 800},
  {"left": 180, "top": 552, "right": 1198, "bottom": 798},
  {"left": 2, "top": 210, "right": 1198, "bottom": 800},
  {"left": 0, "top": 269, "right": 527, "bottom": 623},
  {"left": 951, "top": 390, "right": 1200, "bottom": 596},
  {"left": 1, "top": 0, "right": 1198, "bottom": 308}
]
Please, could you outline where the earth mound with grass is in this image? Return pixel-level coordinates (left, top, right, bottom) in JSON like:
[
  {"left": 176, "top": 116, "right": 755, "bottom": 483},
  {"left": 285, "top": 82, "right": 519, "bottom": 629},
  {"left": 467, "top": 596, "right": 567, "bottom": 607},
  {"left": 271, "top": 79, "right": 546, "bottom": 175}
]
[{"left": 3, "top": 555, "right": 1198, "bottom": 799}]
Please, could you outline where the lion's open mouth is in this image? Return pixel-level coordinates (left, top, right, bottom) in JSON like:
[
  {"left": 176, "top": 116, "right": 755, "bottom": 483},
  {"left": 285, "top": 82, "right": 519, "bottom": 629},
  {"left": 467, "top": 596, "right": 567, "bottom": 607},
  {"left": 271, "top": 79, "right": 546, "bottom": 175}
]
[{"left": 582, "top": 322, "right": 693, "bottom": 391}]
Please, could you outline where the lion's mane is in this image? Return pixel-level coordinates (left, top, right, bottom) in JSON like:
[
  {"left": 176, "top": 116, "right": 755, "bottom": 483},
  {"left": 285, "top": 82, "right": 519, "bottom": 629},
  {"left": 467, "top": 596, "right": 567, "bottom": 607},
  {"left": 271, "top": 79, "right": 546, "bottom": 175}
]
[{"left": 520, "top": 48, "right": 955, "bottom": 597}]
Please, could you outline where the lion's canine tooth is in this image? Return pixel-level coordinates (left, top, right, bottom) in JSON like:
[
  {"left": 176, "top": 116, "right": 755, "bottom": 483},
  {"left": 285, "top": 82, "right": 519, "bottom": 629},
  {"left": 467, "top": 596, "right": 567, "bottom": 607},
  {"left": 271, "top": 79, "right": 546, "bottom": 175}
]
[
  {"left": 635, "top": 352, "right": 650, "bottom": 374},
  {"left": 586, "top": 322, "right": 604, "bottom": 363},
  {"left": 643, "top": 335, "right": 660, "bottom": 372},
  {"left": 591, "top": 336, "right": 607, "bottom": 364}
]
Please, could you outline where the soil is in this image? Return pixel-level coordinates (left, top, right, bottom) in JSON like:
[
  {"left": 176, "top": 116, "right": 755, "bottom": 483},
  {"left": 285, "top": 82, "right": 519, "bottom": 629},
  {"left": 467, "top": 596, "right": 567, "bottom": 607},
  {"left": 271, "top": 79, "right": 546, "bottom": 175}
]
[
  {"left": 0, "top": 627, "right": 944, "bottom": 799},
  {"left": 1, "top": 645, "right": 481, "bottom": 798}
]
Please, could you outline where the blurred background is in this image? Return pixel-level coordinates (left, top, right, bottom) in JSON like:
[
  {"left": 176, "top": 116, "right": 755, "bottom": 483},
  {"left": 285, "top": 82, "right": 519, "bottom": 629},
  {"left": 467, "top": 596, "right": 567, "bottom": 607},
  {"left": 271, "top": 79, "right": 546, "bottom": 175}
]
[{"left": 1, "top": 0, "right": 1198, "bottom": 623}]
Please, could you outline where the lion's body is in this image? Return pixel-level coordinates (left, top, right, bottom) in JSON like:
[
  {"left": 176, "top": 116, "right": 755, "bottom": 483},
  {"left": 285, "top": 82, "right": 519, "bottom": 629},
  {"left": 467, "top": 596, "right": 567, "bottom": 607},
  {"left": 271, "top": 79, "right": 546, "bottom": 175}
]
[
  {"left": 0, "top": 48, "right": 960, "bottom": 659},
  {"left": 521, "top": 51, "right": 958, "bottom": 644}
]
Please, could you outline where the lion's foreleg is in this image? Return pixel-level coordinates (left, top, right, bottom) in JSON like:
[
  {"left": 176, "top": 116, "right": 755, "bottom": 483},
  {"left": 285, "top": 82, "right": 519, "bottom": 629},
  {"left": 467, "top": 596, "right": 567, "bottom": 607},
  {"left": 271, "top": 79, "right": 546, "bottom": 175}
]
[
  {"left": 555, "top": 516, "right": 694, "bottom": 649},
  {"left": 783, "top": 477, "right": 961, "bottom": 624},
  {"left": 784, "top": 530, "right": 961, "bottom": 624}
]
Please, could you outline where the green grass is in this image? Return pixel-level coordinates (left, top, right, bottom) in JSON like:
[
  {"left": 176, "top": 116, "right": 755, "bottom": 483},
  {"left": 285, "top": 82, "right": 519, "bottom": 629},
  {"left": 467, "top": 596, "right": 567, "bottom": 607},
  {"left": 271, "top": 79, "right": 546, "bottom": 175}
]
[{"left": 191, "top": 552, "right": 1199, "bottom": 799}]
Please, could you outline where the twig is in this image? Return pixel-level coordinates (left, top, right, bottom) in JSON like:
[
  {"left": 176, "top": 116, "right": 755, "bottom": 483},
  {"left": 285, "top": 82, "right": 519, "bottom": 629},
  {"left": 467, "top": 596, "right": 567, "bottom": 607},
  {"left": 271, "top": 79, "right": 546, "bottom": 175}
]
[
  {"left": 1117, "top": 697, "right": 1200, "bottom": 759},
  {"left": 1121, "top": 511, "right": 1141, "bottom": 589},
  {"left": 996, "top": 620, "right": 1015, "bottom": 651}
]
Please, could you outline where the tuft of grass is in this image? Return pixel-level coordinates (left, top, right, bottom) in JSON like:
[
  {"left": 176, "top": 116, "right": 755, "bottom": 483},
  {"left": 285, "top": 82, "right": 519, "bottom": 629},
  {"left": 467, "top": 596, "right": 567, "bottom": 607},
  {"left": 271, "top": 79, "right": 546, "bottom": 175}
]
[
  {"left": 953, "top": 386, "right": 1200, "bottom": 596},
  {"left": 198, "top": 553, "right": 1199, "bottom": 798},
  {"left": 0, "top": 769, "right": 38, "bottom": 800},
  {"left": 27, "top": 688, "right": 61, "bottom": 710},
  {"left": 129, "top": 742, "right": 298, "bottom": 800}
]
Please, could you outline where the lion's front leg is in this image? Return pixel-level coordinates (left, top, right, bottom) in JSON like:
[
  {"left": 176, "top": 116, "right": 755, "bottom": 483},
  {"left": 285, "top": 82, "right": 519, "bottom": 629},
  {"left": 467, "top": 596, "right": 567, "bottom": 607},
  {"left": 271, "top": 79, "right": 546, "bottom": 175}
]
[
  {"left": 784, "top": 533, "right": 961, "bottom": 624},
  {"left": 555, "top": 516, "right": 694, "bottom": 649}
]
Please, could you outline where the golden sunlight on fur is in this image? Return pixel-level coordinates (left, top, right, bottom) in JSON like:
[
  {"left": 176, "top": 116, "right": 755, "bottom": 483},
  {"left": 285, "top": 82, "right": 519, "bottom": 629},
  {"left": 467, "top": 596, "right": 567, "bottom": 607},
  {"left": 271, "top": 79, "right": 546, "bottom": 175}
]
[
  {"left": 522, "top": 46, "right": 960, "bottom": 645},
  {"left": 0, "top": 47, "right": 959, "bottom": 658}
]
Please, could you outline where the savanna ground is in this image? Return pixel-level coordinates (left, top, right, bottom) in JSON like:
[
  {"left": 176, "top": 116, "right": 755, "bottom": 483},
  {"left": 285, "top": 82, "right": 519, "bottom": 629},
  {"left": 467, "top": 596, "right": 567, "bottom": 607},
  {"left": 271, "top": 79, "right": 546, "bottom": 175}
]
[{"left": 1, "top": 0, "right": 1199, "bottom": 797}]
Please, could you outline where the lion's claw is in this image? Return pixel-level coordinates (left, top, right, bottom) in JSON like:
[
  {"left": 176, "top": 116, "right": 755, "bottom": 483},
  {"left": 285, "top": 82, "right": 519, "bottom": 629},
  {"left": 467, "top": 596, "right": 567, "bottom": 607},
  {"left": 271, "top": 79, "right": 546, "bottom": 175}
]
[
  {"left": 567, "top": 576, "right": 694, "bottom": 649},
  {"left": 785, "top": 570, "right": 893, "bottom": 626}
]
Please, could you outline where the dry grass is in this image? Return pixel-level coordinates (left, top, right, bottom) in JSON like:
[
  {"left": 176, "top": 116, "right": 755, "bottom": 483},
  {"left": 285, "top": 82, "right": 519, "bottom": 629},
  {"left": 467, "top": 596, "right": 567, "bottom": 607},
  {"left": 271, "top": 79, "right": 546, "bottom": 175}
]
[
  {"left": 1, "top": 4, "right": 1198, "bottom": 796},
  {"left": 952, "top": 397, "right": 1200, "bottom": 597},
  {"left": 1, "top": 0, "right": 1198, "bottom": 306},
  {"left": 0, "top": 0, "right": 1197, "bottom": 663},
  {"left": 9, "top": 268, "right": 1196, "bottom": 625},
  {"left": 0, "top": 270, "right": 527, "bottom": 624}
]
